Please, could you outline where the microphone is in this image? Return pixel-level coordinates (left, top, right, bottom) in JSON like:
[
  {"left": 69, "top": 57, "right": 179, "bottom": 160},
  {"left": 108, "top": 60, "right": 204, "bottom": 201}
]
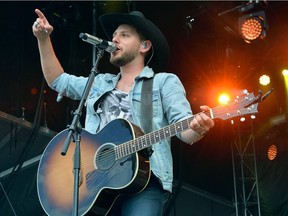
[{"left": 79, "top": 33, "right": 117, "bottom": 53}]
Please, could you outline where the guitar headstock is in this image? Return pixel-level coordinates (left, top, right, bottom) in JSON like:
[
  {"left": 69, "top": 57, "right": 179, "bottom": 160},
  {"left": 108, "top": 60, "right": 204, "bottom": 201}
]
[{"left": 213, "top": 92, "right": 259, "bottom": 120}]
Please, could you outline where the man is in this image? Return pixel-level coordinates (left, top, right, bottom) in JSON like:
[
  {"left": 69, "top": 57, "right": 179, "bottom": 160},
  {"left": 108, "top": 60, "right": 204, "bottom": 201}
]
[{"left": 33, "top": 8, "right": 214, "bottom": 216}]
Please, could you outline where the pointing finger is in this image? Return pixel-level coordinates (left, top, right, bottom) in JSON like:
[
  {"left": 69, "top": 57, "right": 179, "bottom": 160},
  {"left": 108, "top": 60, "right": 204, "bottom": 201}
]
[{"left": 35, "top": 9, "right": 47, "bottom": 22}]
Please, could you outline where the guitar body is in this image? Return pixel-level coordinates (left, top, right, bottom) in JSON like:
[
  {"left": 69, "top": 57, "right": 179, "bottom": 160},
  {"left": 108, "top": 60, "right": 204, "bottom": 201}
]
[{"left": 37, "top": 119, "right": 150, "bottom": 216}]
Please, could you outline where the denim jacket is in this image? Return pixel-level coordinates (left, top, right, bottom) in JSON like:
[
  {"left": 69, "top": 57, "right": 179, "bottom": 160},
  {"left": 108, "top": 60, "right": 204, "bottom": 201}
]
[{"left": 50, "top": 66, "right": 193, "bottom": 192}]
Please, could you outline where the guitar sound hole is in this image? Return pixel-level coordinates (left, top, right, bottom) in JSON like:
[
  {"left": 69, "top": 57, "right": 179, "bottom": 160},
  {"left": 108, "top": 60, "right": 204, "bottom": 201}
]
[{"left": 95, "top": 143, "right": 116, "bottom": 171}]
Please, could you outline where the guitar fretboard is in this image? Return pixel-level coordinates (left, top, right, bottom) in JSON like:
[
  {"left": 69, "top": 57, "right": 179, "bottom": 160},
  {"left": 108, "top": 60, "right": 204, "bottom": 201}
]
[
  {"left": 115, "top": 110, "right": 211, "bottom": 160},
  {"left": 115, "top": 117, "right": 190, "bottom": 159}
]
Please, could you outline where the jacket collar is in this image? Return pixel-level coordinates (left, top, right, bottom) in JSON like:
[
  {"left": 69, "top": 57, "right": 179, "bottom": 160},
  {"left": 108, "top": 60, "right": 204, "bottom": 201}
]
[
  {"left": 138, "top": 66, "right": 155, "bottom": 79},
  {"left": 102, "top": 66, "right": 155, "bottom": 85}
]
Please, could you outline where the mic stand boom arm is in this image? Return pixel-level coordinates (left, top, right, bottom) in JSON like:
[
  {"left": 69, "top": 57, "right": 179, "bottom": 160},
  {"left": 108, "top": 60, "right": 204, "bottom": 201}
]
[{"left": 61, "top": 48, "right": 104, "bottom": 216}]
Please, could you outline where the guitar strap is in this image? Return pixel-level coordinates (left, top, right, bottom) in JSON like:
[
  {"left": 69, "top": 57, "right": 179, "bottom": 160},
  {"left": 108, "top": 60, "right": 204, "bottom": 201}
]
[{"left": 140, "top": 76, "right": 154, "bottom": 157}]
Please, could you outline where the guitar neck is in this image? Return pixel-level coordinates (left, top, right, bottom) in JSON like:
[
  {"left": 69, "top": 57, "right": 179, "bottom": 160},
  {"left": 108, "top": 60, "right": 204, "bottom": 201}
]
[
  {"left": 115, "top": 90, "right": 259, "bottom": 160},
  {"left": 115, "top": 109, "right": 213, "bottom": 160}
]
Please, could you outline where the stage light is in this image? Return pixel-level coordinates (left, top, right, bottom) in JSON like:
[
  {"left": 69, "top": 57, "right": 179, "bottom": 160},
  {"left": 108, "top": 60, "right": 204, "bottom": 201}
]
[
  {"left": 186, "top": 15, "right": 195, "bottom": 30},
  {"left": 282, "top": 69, "right": 288, "bottom": 76},
  {"left": 238, "top": 10, "right": 267, "bottom": 43},
  {"left": 259, "top": 74, "right": 270, "bottom": 86},
  {"left": 267, "top": 144, "right": 277, "bottom": 161},
  {"left": 30, "top": 87, "right": 38, "bottom": 95},
  {"left": 218, "top": 93, "right": 230, "bottom": 105}
]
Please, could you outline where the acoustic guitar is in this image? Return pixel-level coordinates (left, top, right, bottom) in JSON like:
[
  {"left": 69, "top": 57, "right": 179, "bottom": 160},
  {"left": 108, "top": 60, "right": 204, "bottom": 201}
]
[{"left": 37, "top": 92, "right": 261, "bottom": 215}]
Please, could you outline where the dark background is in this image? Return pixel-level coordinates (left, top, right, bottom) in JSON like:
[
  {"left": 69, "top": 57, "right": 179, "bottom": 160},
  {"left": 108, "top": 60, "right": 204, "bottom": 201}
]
[{"left": 0, "top": 1, "right": 287, "bottom": 215}]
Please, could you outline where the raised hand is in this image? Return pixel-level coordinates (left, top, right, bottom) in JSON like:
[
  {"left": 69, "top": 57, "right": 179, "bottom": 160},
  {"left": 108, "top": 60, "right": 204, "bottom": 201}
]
[{"left": 32, "top": 9, "right": 53, "bottom": 39}]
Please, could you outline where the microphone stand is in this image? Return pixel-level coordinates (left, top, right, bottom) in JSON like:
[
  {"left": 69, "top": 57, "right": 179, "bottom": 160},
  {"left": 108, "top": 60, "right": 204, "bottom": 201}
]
[{"left": 61, "top": 48, "right": 104, "bottom": 216}]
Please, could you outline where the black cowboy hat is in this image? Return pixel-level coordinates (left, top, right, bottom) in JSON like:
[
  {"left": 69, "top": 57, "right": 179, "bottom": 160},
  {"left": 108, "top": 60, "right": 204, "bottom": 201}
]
[{"left": 99, "top": 11, "right": 170, "bottom": 72}]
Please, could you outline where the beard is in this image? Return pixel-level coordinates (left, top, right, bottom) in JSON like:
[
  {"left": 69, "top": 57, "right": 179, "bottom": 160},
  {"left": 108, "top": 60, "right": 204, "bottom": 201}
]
[{"left": 110, "top": 49, "right": 138, "bottom": 67}]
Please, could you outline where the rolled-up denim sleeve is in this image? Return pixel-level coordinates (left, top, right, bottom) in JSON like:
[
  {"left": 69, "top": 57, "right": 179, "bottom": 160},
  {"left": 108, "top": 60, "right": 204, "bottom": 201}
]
[{"left": 49, "top": 73, "right": 88, "bottom": 100}]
